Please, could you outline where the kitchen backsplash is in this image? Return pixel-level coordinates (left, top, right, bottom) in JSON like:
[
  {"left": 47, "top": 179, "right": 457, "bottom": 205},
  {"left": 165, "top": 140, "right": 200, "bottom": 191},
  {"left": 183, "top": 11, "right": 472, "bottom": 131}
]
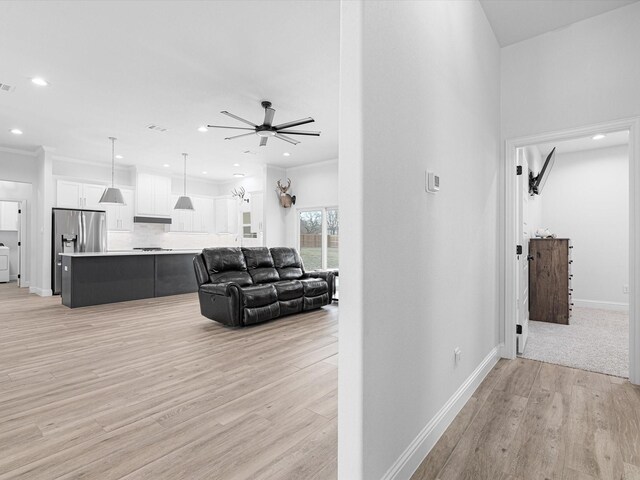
[{"left": 107, "top": 223, "right": 241, "bottom": 251}]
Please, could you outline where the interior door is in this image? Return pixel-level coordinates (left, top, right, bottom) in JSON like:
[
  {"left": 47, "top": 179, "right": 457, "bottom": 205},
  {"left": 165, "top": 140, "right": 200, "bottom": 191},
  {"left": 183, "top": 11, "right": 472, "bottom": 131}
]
[{"left": 516, "top": 148, "right": 530, "bottom": 354}]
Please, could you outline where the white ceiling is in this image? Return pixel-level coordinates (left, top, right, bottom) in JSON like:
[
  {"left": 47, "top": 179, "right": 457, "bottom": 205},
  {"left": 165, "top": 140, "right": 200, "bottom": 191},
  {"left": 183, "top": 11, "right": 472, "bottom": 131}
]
[
  {"left": 480, "top": 0, "right": 639, "bottom": 46},
  {"left": 0, "top": 1, "right": 340, "bottom": 181},
  {"left": 536, "top": 130, "right": 629, "bottom": 157}
]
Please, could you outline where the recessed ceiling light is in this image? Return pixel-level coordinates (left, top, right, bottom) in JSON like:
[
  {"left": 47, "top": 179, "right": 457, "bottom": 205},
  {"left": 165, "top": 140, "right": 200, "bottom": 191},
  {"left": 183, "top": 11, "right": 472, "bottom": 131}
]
[
  {"left": 115, "top": 154, "right": 123, "bottom": 159},
  {"left": 10, "top": 128, "right": 23, "bottom": 135},
  {"left": 283, "top": 152, "right": 291, "bottom": 157},
  {"left": 31, "top": 77, "right": 49, "bottom": 87},
  {"left": 198, "top": 126, "right": 208, "bottom": 132},
  {"left": 592, "top": 134, "right": 606, "bottom": 140},
  {"left": 233, "top": 163, "right": 240, "bottom": 167},
  {"left": 163, "top": 164, "right": 171, "bottom": 168},
  {"left": 202, "top": 171, "right": 208, "bottom": 175},
  {"left": 233, "top": 173, "right": 245, "bottom": 178}
]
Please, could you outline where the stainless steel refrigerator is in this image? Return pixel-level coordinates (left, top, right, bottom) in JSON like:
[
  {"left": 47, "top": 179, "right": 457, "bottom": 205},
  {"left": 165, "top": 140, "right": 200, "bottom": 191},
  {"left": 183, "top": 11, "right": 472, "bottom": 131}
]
[{"left": 52, "top": 208, "right": 107, "bottom": 295}]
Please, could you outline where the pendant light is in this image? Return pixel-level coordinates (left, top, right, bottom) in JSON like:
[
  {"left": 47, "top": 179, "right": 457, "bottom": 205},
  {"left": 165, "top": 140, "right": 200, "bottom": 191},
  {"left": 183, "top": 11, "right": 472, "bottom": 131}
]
[
  {"left": 99, "top": 137, "right": 125, "bottom": 205},
  {"left": 174, "top": 153, "right": 194, "bottom": 210}
]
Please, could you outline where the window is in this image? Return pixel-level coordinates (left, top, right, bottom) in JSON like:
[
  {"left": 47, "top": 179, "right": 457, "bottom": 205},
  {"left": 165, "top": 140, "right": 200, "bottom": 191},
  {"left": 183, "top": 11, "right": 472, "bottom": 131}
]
[{"left": 298, "top": 207, "right": 338, "bottom": 270}]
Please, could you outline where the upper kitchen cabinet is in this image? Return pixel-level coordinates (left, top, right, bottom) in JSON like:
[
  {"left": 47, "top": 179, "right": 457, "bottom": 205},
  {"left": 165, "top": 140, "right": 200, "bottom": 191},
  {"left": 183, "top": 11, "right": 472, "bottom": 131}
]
[
  {"left": 215, "top": 197, "right": 238, "bottom": 234},
  {"left": 105, "top": 189, "right": 134, "bottom": 231},
  {"left": 136, "top": 172, "right": 171, "bottom": 217},
  {"left": 192, "top": 197, "right": 215, "bottom": 233},
  {"left": 169, "top": 196, "right": 214, "bottom": 233},
  {"left": 57, "top": 180, "right": 108, "bottom": 210}
]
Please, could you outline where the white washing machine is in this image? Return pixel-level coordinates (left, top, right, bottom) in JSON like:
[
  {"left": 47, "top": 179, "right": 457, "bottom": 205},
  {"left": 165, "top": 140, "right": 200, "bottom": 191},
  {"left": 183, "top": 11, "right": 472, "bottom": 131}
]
[{"left": 0, "top": 246, "right": 9, "bottom": 283}]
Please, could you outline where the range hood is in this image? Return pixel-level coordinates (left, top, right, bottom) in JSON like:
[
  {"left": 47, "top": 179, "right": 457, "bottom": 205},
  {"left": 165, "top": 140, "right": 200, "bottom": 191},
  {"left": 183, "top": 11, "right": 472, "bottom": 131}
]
[{"left": 133, "top": 216, "right": 172, "bottom": 225}]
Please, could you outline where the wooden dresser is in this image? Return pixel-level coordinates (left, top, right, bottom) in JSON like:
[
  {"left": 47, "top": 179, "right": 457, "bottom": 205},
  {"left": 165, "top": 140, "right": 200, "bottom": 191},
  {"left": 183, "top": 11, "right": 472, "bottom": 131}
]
[{"left": 529, "top": 238, "right": 573, "bottom": 324}]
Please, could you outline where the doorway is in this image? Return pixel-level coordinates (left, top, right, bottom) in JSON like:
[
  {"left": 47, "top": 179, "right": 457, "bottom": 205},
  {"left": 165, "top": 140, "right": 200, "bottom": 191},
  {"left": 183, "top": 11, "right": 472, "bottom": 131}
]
[
  {"left": 0, "top": 200, "right": 24, "bottom": 287},
  {"left": 503, "top": 117, "right": 640, "bottom": 384}
]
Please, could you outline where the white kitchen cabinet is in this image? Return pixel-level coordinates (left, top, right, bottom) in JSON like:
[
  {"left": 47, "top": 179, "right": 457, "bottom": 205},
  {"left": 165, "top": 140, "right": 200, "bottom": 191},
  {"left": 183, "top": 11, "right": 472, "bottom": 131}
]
[
  {"left": 215, "top": 197, "right": 238, "bottom": 234},
  {"left": 169, "top": 196, "right": 215, "bottom": 233},
  {"left": 136, "top": 173, "right": 171, "bottom": 217},
  {"left": 57, "top": 180, "right": 108, "bottom": 210},
  {"left": 250, "top": 191, "right": 264, "bottom": 233},
  {"left": 169, "top": 194, "right": 194, "bottom": 232},
  {"left": 193, "top": 197, "right": 214, "bottom": 233},
  {"left": 0, "top": 201, "right": 19, "bottom": 231},
  {"left": 106, "top": 189, "right": 134, "bottom": 231}
]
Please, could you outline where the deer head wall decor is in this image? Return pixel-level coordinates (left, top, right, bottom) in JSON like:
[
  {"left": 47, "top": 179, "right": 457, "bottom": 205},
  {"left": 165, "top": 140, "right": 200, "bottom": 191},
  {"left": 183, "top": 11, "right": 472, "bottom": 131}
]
[
  {"left": 231, "top": 186, "right": 249, "bottom": 203},
  {"left": 276, "top": 178, "right": 296, "bottom": 208}
]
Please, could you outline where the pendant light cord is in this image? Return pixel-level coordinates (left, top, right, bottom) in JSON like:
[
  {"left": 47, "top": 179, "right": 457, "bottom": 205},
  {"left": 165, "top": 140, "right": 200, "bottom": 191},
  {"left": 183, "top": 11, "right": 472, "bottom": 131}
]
[
  {"left": 109, "top": 137, "right": 116, "bottom": 187},
  {"left": 183, "top": 153, "right": 188, "bottom": 195}
]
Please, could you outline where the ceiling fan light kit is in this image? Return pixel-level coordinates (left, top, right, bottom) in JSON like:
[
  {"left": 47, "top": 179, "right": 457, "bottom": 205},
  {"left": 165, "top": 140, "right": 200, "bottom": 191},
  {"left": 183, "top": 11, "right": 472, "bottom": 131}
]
[
  {"left": 99, "top": 137, "right": 126, "bottom": 205},
  {"left": 207, "top": 100, "right": 321, "bottom": 147},
  {"left": 174, "top": 153, "right": 194, "bottom": 210}
]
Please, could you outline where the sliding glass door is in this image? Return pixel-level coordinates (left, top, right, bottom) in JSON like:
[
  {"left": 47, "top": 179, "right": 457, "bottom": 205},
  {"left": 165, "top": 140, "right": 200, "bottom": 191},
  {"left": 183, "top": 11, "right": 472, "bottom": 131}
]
[{"left": 298, "top": 207, "right": 338, "bottom": 270}]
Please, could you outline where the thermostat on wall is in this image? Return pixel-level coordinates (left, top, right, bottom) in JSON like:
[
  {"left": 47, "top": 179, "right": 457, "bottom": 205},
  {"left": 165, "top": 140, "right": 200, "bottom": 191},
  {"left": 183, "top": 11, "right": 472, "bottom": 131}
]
[{"left": 426, "top": 171, "right": 440, "bottom": 193}]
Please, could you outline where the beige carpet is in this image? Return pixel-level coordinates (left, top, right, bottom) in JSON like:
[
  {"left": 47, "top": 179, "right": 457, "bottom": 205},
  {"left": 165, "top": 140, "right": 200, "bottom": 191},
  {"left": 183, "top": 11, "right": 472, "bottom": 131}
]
[{"left": 520, "top": 306, "right": 629, "bottom": 378}]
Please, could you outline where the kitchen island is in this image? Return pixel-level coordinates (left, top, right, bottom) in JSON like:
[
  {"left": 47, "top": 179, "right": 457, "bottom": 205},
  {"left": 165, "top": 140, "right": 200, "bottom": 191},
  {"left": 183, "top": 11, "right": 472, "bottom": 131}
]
[{"left": 60, "top": 250, "right": 201, "bottom": 308}]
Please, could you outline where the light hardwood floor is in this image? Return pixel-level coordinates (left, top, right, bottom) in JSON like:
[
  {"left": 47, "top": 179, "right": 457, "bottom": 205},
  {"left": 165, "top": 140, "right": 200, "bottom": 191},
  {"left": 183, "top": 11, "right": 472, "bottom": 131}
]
[
  {"left": 412, "top": 357, "right": 640, "bottom": 480},
  {"left": 0, "top": 283, "right": 338, "bottom": 480}
]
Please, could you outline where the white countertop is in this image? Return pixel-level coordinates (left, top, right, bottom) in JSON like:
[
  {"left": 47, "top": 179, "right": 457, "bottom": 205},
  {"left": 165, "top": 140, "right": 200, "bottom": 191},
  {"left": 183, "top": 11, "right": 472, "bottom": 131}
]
[{"left": 59, "top": 250, "right": 201, "bottom": 257}]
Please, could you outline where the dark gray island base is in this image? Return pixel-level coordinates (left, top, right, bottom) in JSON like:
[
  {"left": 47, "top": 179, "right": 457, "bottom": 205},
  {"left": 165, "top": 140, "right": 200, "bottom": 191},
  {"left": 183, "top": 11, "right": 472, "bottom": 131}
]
[{"left": 61, "top": 251, "right": 199, "bottom": 308}]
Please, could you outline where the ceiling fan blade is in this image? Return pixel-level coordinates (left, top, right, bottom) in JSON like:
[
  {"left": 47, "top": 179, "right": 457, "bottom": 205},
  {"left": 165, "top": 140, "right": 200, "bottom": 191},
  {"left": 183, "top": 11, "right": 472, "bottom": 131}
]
[
  {"left": 260, "top": 137, "right": 268, "bottom": 147},
  {"left": 207, "top": 125, "right": 255, "bottom": 131},
  {"left": 221, "top": 111, "right": 258, "bottom": 127},
  {"left": 225, "top": 132, "right": 256, "bottom": 140},
  {"left": 276, "top": 129, "right": 321, "bottom": 136},
  {"left": 263, "top": 107, "right": 276, "bottom": 127},
  {"left": 274, "top": 133, "right": 300, "bottom": 145},
  {"left": 273, "top": 117, "right": 314, "bottom": 130}
]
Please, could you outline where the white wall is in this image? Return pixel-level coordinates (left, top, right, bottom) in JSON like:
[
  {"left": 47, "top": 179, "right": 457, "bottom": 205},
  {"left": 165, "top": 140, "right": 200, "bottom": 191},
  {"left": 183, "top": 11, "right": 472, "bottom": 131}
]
[
  {"left": 523, "top": 146, "right": 542, "bottom": 238},
  {"left": 539, "top": 145, "right": 629, "bottom": 307},
  {"left": 502, "top": 1, "right": 640, "bottom": 140},
  {"left": 286, "top": 159, "right": 338, "bottom": 247},
  {"left": 340, "top": 1, "right": 501, "bottom": 478}
]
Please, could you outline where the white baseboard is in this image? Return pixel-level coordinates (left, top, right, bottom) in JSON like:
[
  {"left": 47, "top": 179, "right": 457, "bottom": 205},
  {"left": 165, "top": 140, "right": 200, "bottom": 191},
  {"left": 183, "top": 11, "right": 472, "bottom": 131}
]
[
  {"left": 573, "top": 299, "right": 629, "bottom": 312},
  {"left": 381, "top": 345, "right": 501, "bottom": 480},
  {"left": 29, "top": 286, "right": 52, "bottom": 297},
  {"left": 9, "top": 274, "right": 17, "bottom": 281}
]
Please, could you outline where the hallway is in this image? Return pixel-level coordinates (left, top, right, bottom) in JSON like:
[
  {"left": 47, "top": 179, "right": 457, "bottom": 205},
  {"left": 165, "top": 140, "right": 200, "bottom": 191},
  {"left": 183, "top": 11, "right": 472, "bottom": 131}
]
[{"left": 412, "top": 358, "right": 640, "bottom": 480}]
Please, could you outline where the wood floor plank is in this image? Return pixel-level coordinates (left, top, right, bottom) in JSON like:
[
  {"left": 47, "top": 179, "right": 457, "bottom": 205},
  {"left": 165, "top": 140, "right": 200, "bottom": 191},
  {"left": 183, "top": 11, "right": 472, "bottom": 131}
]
[{"left": 436, "top": 390, "right": 529, "bottom": 480}]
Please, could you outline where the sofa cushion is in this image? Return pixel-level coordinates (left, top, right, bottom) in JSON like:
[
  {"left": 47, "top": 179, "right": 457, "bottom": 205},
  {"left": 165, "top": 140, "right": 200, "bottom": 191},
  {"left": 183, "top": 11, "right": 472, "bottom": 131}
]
[
  {"left": 300, "top": 278, "right": 328, "bottom": 297},
  {"left": 274, "top": 280, "right": 304, "bottom": 301},
  {"left": 202, "top": 247, "right": 253, "bottom": 286},
  {"left": 242, "top": 284, "right": 278, "bottom": 308},
  {"left": 242, "top": 247, "right": 280, "bottom": 284},
  {"left": 270, "top": 247, "right": 305, "bottom": 280}
]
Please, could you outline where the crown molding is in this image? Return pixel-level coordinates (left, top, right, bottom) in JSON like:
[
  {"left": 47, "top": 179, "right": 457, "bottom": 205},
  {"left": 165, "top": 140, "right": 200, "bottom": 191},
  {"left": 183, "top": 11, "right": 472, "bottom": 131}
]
[{"left": 0, "top": 146, "right": 38, "bottom": 157}]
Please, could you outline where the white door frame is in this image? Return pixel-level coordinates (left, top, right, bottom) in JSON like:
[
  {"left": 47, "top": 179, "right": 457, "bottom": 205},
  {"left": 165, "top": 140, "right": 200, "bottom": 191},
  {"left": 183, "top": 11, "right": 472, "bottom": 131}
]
[{"left": 503, "top": 116, "right": 640, "bottom": 384}]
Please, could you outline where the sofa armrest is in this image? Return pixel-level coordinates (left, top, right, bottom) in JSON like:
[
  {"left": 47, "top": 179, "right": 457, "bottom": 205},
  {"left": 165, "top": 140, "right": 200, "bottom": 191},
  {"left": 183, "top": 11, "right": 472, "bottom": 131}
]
[
  {"left": 305, "top": 270, "right": 336, "bottom": 302},
  {"left": 200, "top": 282, "right": 242, "bottom": 296},
  {"left": 198, "top": 282, "right": 244, "bottom": 327}
]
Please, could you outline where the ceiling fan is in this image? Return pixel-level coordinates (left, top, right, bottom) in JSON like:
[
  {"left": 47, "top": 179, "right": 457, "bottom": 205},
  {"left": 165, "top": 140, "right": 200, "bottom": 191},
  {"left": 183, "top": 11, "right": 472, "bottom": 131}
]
[{"left": 207, "top": 101, "right": 321, "bottom": 147}]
